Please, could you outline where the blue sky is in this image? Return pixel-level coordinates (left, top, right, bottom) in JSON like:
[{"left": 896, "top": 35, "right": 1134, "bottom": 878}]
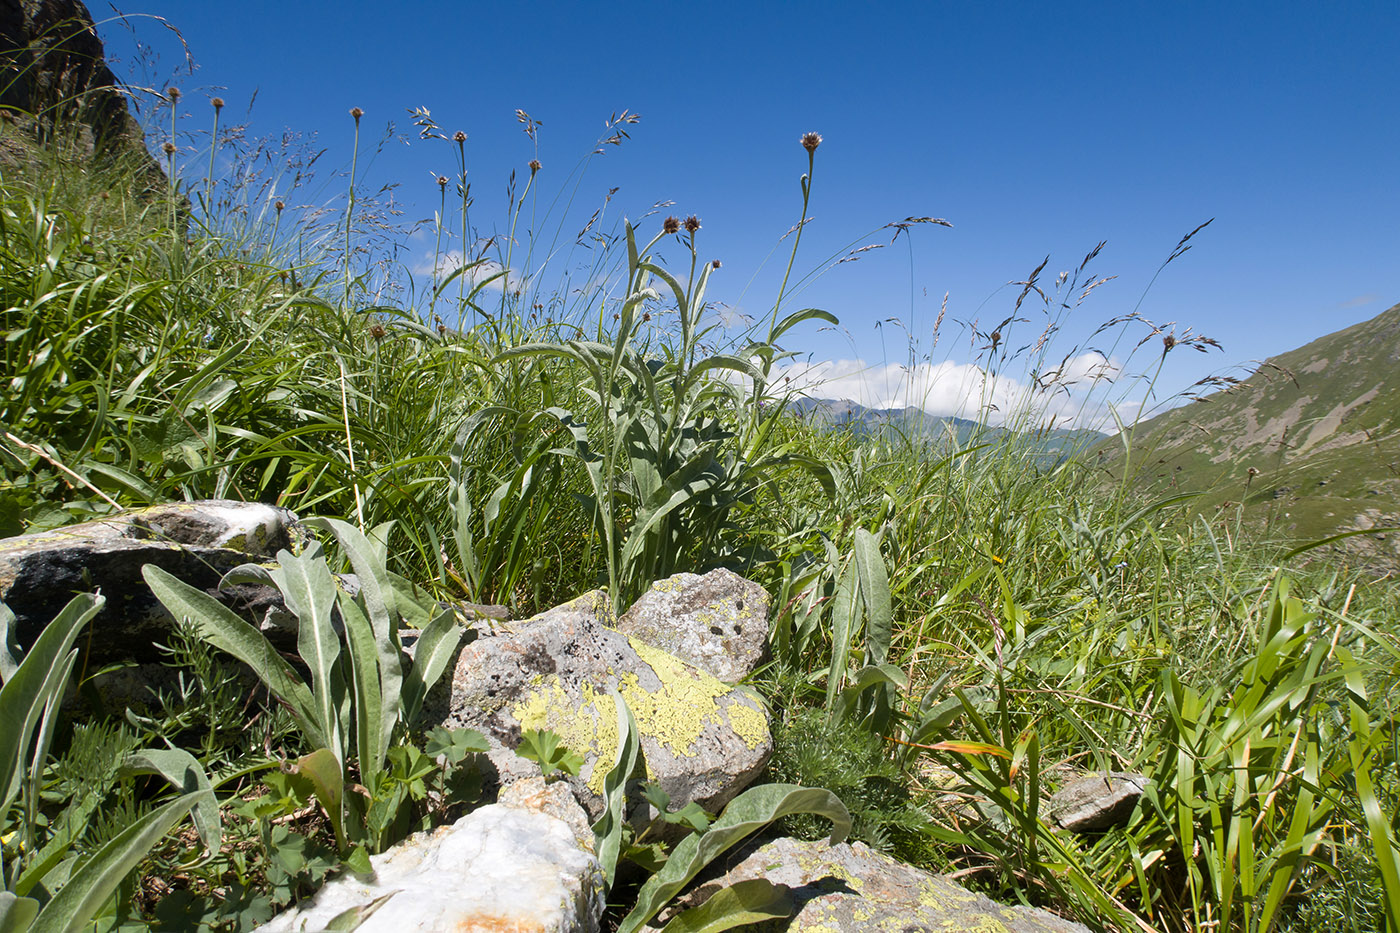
[{"left": 98, "top": 1, "right": 1399, "bottom": 427}]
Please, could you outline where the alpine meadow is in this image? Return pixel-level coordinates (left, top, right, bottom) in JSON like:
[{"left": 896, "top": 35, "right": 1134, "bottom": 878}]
[{"left": 1, "top": 4, "right": 1398, "bottom": 932}]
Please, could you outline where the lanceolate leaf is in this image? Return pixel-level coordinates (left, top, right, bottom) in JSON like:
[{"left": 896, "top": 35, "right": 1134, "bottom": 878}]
[
  {"left": 269, "top": 549, "right": 344, "bottom": 763},
  {"left": 339, "top": 594, "right": 386, "bottom": 778},
  {"left": 28, "top": 794, "right": 198, "bottom": 933},
  {"left": 400, "top": 608, "right": 464, "bottom": 725},
  {"left": 308, "top": 518, "right": 404, "bottom": 757},
  {"left": 592, "top": 691, "right": 642, "bottom": 890},
  {"left": 142, "top": 565, "right": 328, "bottom": 749},
  {"left": 852, "top": 528, "right": 892, "bottom": 666},
  {"left": 0, "top": 592, "right": 104, "bottom": 819},
  {"left": 121, "top": 748, "right": 221, "bottom": 854}
]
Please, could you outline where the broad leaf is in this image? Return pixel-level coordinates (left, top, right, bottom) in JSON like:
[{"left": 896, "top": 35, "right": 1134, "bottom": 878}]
[
  {"left": 658, "top": 879, "right": 795, "bottom": 933},
  {"left": 617, "top": 784, "right": 849, "bottom": 933}
]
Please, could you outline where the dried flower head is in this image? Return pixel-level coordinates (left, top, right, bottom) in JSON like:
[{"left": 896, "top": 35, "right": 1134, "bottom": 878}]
[
  {"left": 369, "top": 323, "right": 387, "bottom": 340},
  {"left": 711, "top": 259, "right": 721, "bottom": 269},
  {"left": 453, "top": 130, "right": 467, "bottom": 143},
  {"left": 438, "top": 323, "right": 447, "bottom": 336},
  {"left": 642, "top": 312, "right": 651, "bottom": 322},
  {"left": 1246, "top": 466, "right": 1259, "bottom": 477},
  {"left": 275, "top": 200, "right": 284, "bottom": 212},
  {"left": 1163, "top": 334, "right": 1177, "bottom": 352},
  {"left": 101, "top": 191, "right": 110, "bottom": 200},
  {"left": 683, "top": 215, "right": 701, "bottom": 233},
  {"left": 801, "top": 131, "right": 822, "bottom": 152},
  {"left": 437, "top": 176, "right": 448, "bottom": 187},
  {"left": 211, "top": 97, "right": 224, "bottom": 110},
  {"left": 663, "top": 215, "right": 680, "bottom": 235},
  {"left": 529, "top": 159, "right": 541, "bottom": 173},
  {"left": 350, "top": 107, "right": 364, "bottom": 121},
  {"left": 161, "top": 141, "right": 176, "bottom": 155},
  {"left": 167, "top": 86, "right": 181, "bottom": 102}
]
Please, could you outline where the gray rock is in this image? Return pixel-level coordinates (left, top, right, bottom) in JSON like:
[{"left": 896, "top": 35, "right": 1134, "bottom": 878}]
[
  {"left": 256, "top": 777, "right": 603, "bottom": 933},
  {"left": 1048, "top": 772, "right": 1149, "bottom": 832},
  {"left": 428, "top": 589, "right": 772, "bottom": 821},
  {"left": 0, "top": 500, "right": 302, "bottom": 666},
  {"left": 617, "top": 569, "right": 771, "bottom": 683},
  {"left": 658, "top": 836, "right": 1090, "bottom": 933}
]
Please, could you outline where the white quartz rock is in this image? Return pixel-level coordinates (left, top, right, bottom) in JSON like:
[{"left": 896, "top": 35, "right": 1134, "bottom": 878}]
[{"left": 256, "top": 784, "right": 603, "bottom": 932}]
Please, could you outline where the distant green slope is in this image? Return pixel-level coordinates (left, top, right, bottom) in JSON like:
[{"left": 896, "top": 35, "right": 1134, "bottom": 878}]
[{"left": 1095, "top": 301, "right": 1400, "bottom": 573}]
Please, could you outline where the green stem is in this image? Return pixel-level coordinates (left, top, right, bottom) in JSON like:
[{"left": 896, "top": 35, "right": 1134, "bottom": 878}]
[{"left": 768, "top": 148, "right": 815, "bottom": 347}]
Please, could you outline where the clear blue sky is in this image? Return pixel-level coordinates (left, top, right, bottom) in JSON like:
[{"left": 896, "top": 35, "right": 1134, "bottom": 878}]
[{"left": 97, "top": 1, "right": 1399, "bottom": 426}]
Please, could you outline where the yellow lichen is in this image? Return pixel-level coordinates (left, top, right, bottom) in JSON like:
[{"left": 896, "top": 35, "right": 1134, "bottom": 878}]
[{"left": 508, "top": 635, "right": 770, "bottom": 794}]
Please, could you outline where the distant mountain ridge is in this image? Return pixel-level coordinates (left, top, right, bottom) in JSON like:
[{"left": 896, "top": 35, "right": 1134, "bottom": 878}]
[
  {"left": 1095, "top": 300, "right": 1400, "bottom": 572},
  {"left": 788, "top": 397, "right": 1105, "bottom": 462}
]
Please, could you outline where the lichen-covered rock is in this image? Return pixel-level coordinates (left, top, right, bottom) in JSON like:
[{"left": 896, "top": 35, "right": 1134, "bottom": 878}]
[
  {"left": 1048, "top": 772, "right": 1149, "bottom": 832},
  {"left": 616, "top": 569, "right": 771, "bottom": 683},
  {"left": 255, "top": 778, "right": 604, "bottom": 933},
  {"left": 428, "top": 589, "right": 772, "bottom": 821},
  {"left": 0, "top": 500, "right": 302, "bottom": 665},
  {"left": 658, "top": 836, "right": 1090, "bottom": 933}
]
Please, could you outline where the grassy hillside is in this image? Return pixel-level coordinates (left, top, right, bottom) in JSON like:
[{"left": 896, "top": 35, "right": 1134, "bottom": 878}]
[{"left": 1096, "top": 302, "right": 1400, "bottom": 573}]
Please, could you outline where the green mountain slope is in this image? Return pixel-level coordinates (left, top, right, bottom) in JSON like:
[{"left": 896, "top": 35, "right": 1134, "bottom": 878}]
[{"left": 1095, "top": 301, "right": 1400, "bottom": 572}]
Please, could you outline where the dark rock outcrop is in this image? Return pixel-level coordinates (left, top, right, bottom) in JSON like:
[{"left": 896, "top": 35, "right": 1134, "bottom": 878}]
[
  {"left": 0, "top": 500, "right": 302, "bottom": 665},
  {"left": 0, "top": 0, "right": 164, "bottom": 190}
]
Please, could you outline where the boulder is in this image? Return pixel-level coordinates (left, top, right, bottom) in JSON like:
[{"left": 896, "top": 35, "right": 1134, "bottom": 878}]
[
  {"left": 0, "top": 500, "right": 302, "bottom": 665},
  {"left": 616, "top": 569, "right": 771, "bottom": 683},
  {"left": 1047, "top": 772, "right": 1149, "bottom": 833},
  {"left": 657, "top": 836, "right": 1090, "bottom": 933},
  {"left": 256, "top": 777, "right": 604, "bottom": 933},
  {"left": 428, "top": 589, "right": 772, "bottom": 821}
]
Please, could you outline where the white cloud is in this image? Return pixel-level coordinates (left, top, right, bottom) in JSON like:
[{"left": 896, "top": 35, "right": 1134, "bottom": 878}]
[
  {"left": 412, "top": 249, "right": 518, "bottom": 292},
  {"left": 771, "top": 352, "right": 1131, "bottom": 431}
]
